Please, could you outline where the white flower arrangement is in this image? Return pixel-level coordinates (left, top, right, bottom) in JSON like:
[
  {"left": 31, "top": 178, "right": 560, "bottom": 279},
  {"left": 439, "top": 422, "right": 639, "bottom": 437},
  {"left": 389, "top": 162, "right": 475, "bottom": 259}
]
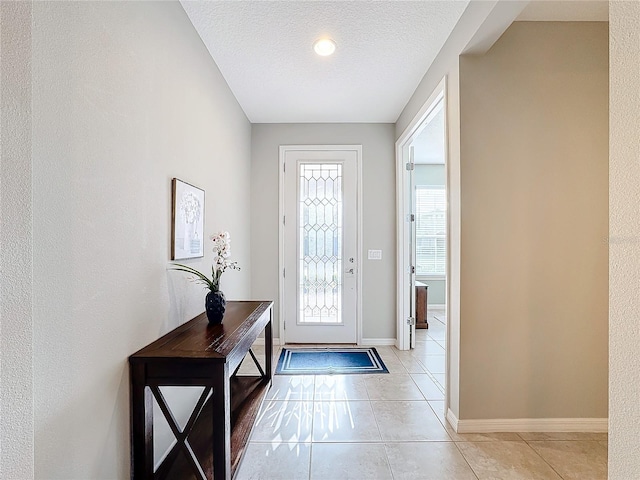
[{"left": 171, "top": 231, "right": 240, "bottom": 292}]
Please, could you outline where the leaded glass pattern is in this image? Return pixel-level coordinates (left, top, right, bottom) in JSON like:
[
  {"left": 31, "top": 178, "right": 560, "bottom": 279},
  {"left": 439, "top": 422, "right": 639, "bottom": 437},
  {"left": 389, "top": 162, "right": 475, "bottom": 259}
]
[{"left": 299, "top": 163, "right": 343, "bottom": 324}]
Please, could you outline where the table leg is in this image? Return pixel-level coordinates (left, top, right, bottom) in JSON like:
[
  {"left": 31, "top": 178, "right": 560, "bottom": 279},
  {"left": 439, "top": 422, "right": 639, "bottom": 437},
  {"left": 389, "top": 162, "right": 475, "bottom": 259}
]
[
  {"left": 211, "top": 364, "right": 231, "bottom": 480},
  {"left": 131, "top": 363, "right": 153, "bottom": 479},
  {"left": 265, "top": 315, "right": 273, "bottom": 382}
]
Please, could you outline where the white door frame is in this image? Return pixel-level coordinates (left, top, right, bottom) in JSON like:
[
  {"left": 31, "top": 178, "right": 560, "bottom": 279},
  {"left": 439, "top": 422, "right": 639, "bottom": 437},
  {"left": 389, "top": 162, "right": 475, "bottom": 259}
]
[
  {"left": 279, "top": 145, "right": 363, "bottom": 345},
  {"left": 395, "top": 79, "right": 447, "bottom": 350}
]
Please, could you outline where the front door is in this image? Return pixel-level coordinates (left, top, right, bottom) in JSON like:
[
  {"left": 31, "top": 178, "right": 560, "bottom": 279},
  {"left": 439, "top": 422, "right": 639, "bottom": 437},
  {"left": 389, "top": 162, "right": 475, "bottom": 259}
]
[{"left": 282, "top": 147, "right": 359, "bottom": 344}]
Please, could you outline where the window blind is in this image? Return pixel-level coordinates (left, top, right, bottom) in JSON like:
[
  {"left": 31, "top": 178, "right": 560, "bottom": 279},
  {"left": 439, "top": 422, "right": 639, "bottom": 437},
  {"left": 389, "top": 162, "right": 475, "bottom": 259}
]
[{"left": 415, "top": 186, "right": 446, "bottom": 276}]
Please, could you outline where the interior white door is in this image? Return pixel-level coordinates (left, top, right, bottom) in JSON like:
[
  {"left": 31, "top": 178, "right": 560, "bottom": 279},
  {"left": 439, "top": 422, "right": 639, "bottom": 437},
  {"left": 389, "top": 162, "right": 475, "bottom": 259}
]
[
  {"left": 283, "top": 148, "right": 358, "bottom": 344},
  {"left": 408, "top": 146, "right": 417, "bottom": 349}
]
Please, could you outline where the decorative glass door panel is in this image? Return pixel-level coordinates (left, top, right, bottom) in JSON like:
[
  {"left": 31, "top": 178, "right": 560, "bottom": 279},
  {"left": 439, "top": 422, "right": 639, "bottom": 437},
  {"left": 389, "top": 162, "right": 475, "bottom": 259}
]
[{"left": 299, "top": 164, "right": 343, "bottom": 324}]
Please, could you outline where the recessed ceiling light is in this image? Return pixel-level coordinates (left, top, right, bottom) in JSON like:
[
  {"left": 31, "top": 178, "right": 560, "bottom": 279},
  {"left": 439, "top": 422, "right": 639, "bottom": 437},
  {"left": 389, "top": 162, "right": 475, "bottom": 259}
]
[{"left": 313, "top": 38, "right": 336, "bottom": 56}]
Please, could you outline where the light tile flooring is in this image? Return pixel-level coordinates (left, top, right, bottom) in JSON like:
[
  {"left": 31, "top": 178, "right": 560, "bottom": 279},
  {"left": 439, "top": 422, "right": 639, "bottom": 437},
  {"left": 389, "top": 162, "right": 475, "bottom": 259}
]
[{"left": 236, "top": 309, "right": 607, "bottom": 480}]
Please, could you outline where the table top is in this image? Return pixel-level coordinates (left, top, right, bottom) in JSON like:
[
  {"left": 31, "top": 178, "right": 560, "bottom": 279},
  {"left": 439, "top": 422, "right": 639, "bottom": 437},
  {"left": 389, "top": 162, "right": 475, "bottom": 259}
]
[
  {"left": 415, "top": 281, "right": 429, "bottom": 288},
  {"left": 130, "top": 300, "right": 272, "bottom": 361}
]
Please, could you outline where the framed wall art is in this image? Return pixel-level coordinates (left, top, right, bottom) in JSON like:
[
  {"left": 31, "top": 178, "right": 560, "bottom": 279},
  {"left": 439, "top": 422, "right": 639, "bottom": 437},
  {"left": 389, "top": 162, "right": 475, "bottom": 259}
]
[{"left": 171, "top": 178, "right": 205, "bottom": 260}]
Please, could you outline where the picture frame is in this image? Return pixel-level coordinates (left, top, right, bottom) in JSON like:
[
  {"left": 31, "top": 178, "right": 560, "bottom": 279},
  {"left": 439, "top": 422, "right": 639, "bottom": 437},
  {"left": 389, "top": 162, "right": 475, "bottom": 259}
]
[{"left": 171, "top": 178, "right": 205, "bottom": 260}]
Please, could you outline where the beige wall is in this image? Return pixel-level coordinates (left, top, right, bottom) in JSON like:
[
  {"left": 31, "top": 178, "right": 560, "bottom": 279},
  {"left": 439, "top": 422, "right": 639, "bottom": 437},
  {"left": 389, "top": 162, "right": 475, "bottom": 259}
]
[
  {"left": 609, "top": 1, "right": 640, "bottom": 477},
  {"left": 251, "top": 124, "right": 396, "bottom": 341},
  {"left": 459, "top": 22, "right": 608, "bottom": 420},
  {"left": 28, "top": 2, "right": 252, "bottom": 477}
]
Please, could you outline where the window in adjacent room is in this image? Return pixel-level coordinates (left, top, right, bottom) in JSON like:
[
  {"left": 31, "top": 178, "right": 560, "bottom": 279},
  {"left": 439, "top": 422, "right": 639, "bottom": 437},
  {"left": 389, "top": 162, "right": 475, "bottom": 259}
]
[{"left": 415, "top": 185, "right": 446, "bottom": 276}]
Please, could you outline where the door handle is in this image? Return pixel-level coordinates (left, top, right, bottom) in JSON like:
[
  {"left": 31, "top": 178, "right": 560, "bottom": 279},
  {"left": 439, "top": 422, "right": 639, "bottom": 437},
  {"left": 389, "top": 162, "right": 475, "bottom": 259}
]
[{"left": 346, "top": 268, "right": 354, "bottom": 274}]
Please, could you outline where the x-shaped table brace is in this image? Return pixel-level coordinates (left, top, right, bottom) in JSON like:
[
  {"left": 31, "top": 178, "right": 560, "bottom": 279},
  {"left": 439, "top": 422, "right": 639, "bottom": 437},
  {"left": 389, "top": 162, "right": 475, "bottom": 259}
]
[
  {"left": 150, "top": 385, "right": 212, "bottom": 480},
  {"left": 150, "top": 348, "right": 264, "bottom": 480}
]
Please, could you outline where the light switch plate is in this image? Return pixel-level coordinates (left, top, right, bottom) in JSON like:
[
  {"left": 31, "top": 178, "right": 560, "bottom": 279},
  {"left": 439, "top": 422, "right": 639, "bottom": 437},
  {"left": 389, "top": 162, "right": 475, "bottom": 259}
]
[{"left": 368, "top": 249, "right": 382, "bottom": 260}]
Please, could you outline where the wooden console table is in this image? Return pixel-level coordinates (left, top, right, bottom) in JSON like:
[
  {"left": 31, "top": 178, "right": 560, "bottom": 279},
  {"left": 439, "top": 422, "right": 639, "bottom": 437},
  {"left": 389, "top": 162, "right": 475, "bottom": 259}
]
[
  {"left": 129, "top": 300, "right": 273, "bottom": 480},
  {"left": 415, "top": 282, "right": 429, "bottom": 329}
]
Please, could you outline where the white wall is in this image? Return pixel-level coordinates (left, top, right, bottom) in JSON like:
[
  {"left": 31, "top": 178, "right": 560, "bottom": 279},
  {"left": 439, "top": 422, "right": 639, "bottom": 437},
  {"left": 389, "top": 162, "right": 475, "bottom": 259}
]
[
  {"left": 27, "top": 2, "right": 251, "bottom": 478},
  {"left": 0, "top": 2, "right": 35, "bottom": 478},
  {"left": 251, "top": 124, "right": 396, "bottom": 341},
  {"left": 446, "top": 61, "right": 462, "bottom": 421},
  {"left": 609, "top": 1, "right": 640, "bottom": 477},
  {"left": 458, "top": 22, "right": 608, "bottom": 420}
]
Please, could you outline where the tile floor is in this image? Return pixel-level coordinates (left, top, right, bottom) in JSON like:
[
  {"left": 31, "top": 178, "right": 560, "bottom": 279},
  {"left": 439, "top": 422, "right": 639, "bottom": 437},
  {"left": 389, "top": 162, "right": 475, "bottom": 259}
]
[{"left": 235, "top": 309, "right": 607, "bottom": 480}]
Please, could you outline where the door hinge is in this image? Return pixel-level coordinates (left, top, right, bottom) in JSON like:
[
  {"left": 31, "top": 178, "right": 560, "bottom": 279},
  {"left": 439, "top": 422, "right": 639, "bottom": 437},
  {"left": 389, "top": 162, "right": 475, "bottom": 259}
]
[
  {"left": 406, "top": 317, "right": 416, "bottom": 326},
  {"left": 283, "top": 162, "right": 286, "bottom": 173},
  {"left": 405, "top": 162, "right": 414, "bottom": 171},
  {"left": 283, "top": 268, "right": 285, "bottom": 278},
  {"left": 283, "top": 215, "right": 286, "bottom": 226},
  {"left": 284, "top": 321, "right": 286, "bottom": 330}
]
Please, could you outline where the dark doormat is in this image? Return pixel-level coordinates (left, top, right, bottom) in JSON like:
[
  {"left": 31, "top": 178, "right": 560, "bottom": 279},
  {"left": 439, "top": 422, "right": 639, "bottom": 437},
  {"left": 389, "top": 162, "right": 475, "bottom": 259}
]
[{"left": 275, "top": 347, "right": 389, "bottom": 375}]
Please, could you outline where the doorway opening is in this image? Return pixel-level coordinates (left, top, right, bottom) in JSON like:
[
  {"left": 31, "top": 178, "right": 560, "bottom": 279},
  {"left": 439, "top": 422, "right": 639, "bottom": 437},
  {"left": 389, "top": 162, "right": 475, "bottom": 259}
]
[
  {"left": 395, "top": 78, "right": 448, "bottom": 418},
  {"left": 411, "top": 97, "right": 447, "bottom": 345},
  {"left": 396, "top": 81, "right": 447, "bottom": 352}
]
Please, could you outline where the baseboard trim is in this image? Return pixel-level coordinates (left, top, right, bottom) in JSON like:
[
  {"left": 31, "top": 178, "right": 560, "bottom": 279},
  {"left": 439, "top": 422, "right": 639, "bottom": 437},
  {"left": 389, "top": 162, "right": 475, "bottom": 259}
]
[
  {"left": 360, "top": 338, "right": 397, "bottom": 346},
  {"left": 253, "top": 337, "right": 282, "bottom": 346},
  {"left": 446, "top": 408, "right": 459, "bottom": 431},
  {"left": 446, "top": 409, "right": 608, "bottom": 433}
]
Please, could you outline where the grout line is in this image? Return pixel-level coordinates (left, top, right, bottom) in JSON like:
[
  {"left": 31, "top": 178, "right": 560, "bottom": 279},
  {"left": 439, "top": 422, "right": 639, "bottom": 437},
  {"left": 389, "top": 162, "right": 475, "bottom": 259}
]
[
  {"left": 250, "top": 439, "right": 527, "bottom": 444},
  {"left": 382, "top": 443, "right": 398, "bottom": 480},
  {"left": 408, "top": 372, "right": 428, "bottom": 402},
  {"left": 425, "top": 400, "right": 451, "bottom": 438},
  {"left": 307, "top": 438, "right": 313, "bottom": 480},
  {"left": 381, "top": 443, "right": 397, "bottom": 480},
  {"left": 308, "top": 378, "right": 317, "bottom": 480},
  {"left": 452, "top": 441, "right": 481, "bottom": 480},
  {"left": 369, "top": 397, "right": 385, "bottom": 446},
  {"left": 521, "top": 437, "right": 567, "bottom": 480}
]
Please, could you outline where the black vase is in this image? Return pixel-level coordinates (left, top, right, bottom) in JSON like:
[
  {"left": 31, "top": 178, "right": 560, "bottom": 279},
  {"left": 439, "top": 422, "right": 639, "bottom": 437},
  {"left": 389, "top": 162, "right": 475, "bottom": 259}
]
[{"left": 205, "top": 290, "right": 226, "bottom": 324}]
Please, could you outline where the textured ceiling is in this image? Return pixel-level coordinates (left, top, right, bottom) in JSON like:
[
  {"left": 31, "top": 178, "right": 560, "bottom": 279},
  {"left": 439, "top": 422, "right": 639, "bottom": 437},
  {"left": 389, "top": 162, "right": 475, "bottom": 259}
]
[{"left": 181, "top": 1, "right": 469, "bottom": 123}]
